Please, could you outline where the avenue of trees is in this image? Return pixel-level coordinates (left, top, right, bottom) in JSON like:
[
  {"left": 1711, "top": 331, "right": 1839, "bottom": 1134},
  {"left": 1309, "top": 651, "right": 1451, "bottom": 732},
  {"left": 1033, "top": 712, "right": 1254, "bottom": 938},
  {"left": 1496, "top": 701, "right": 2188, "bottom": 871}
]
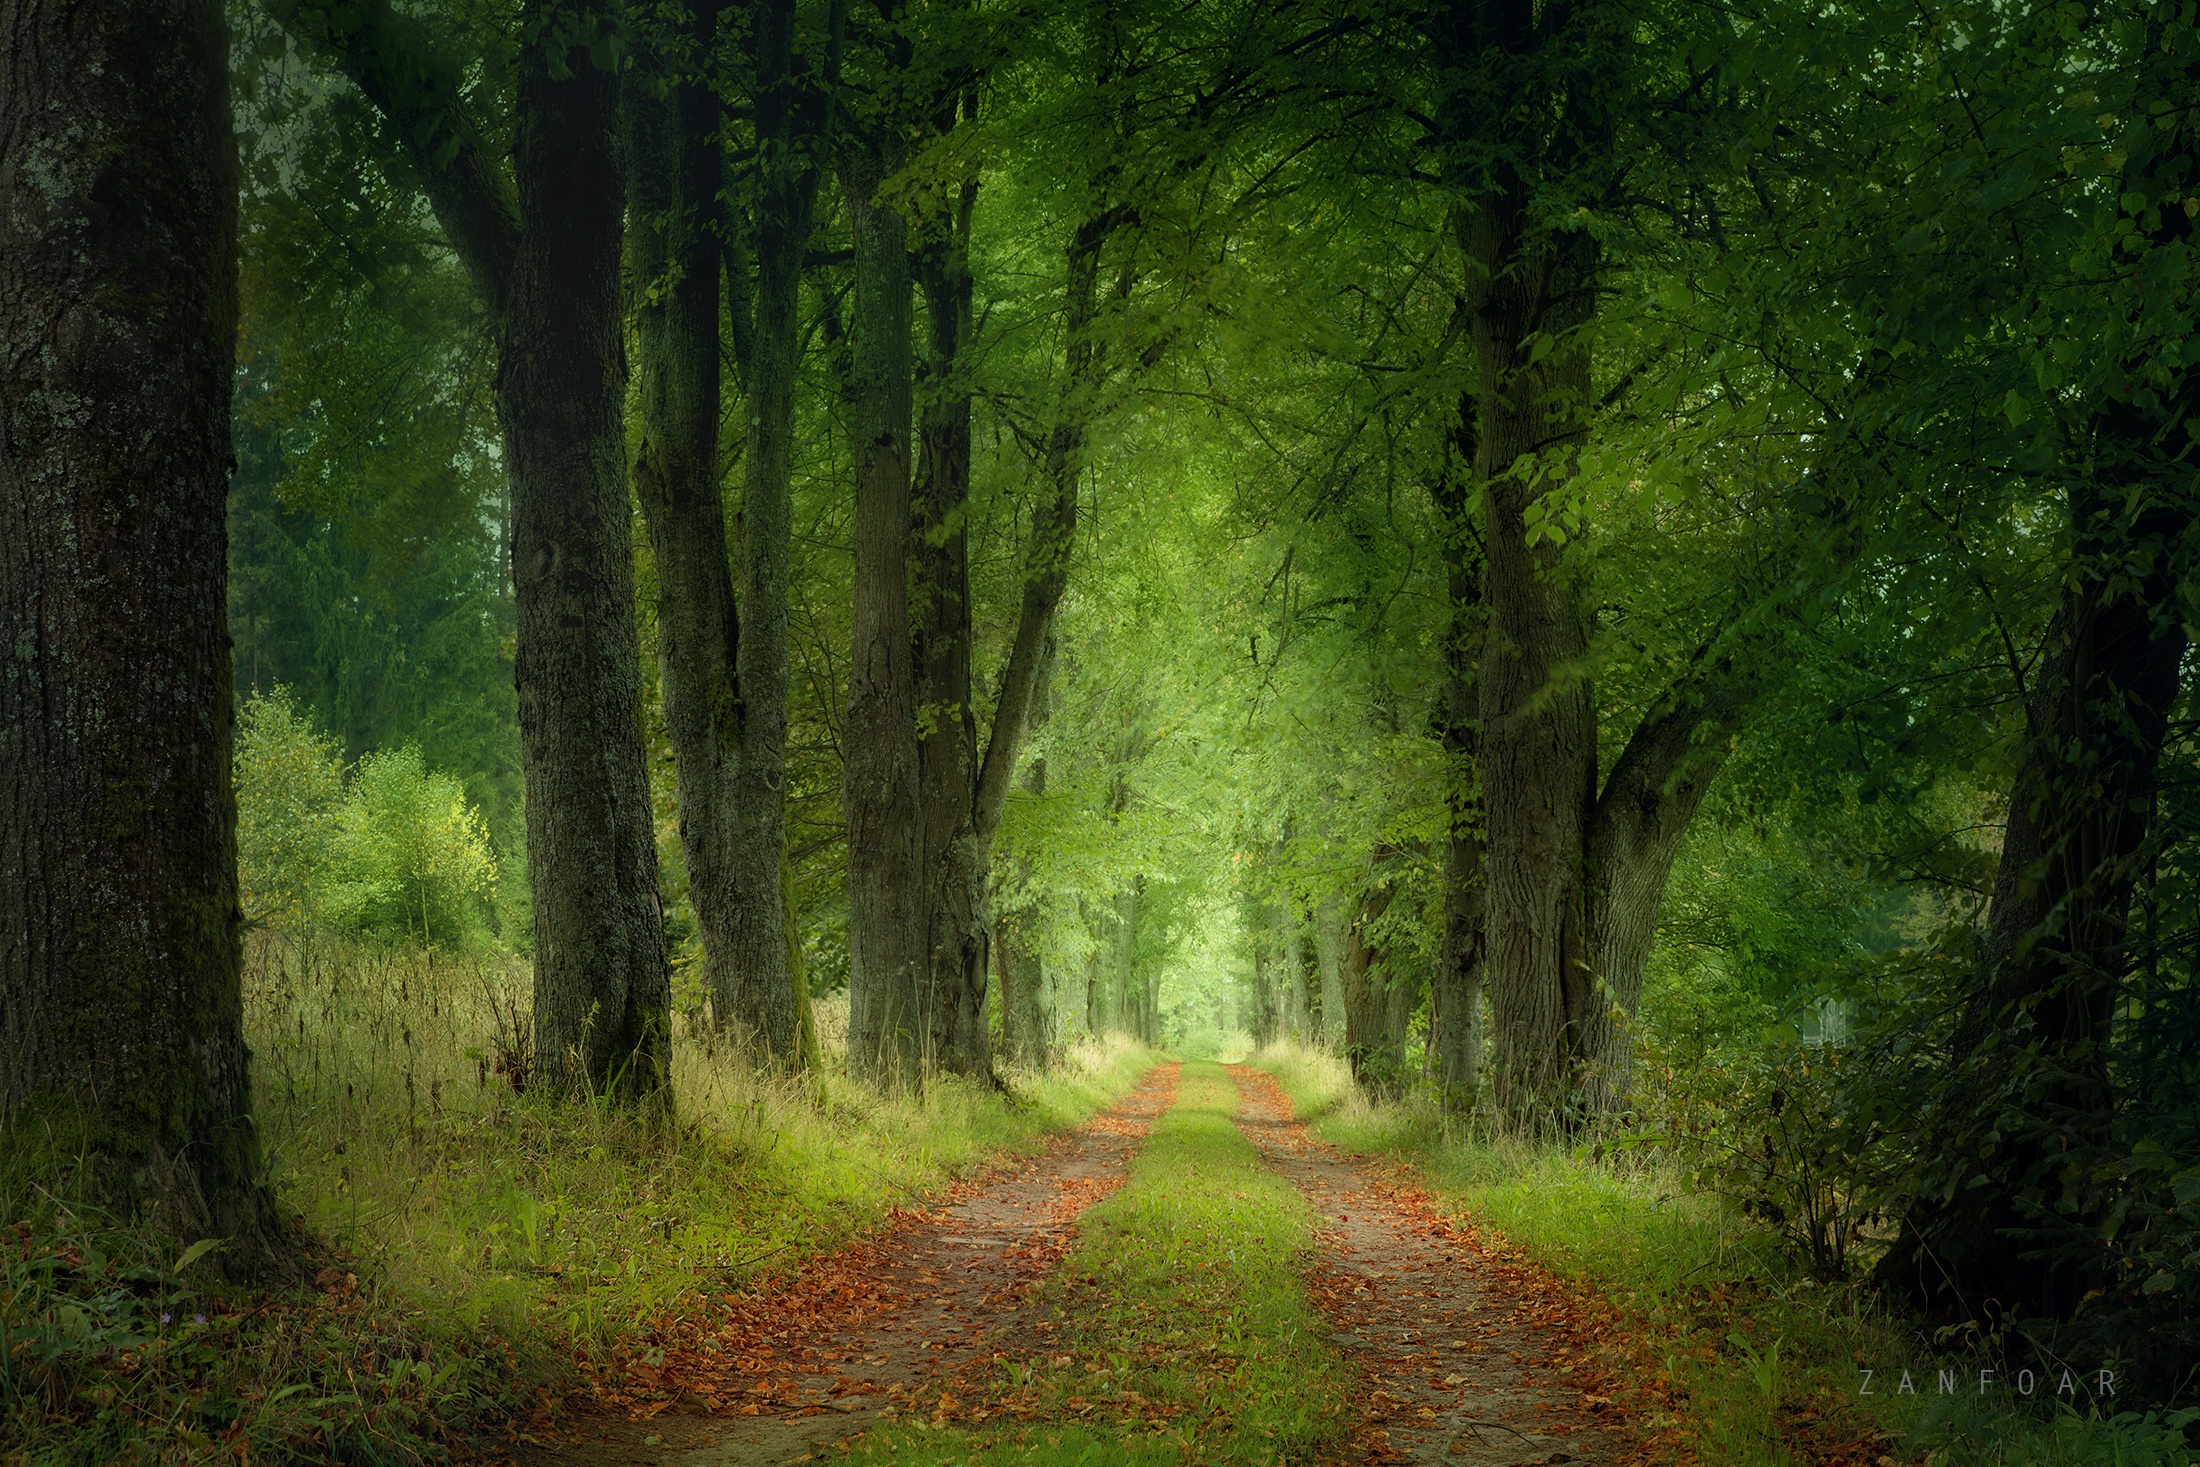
[{"left": 4, "top": 0, "right": 2196, "bottom": 1373}]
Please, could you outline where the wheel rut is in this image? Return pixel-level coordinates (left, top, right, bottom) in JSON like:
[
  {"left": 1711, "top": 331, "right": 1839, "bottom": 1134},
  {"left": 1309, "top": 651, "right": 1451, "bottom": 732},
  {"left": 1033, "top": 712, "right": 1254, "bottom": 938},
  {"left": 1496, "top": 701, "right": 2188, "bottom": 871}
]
[
  {"left": 1224, "top": 1064, "right": 1626, "bottom": 1467},
  {"left": 500, "top": 1061, "right": 1181, "bottom": 1467}
]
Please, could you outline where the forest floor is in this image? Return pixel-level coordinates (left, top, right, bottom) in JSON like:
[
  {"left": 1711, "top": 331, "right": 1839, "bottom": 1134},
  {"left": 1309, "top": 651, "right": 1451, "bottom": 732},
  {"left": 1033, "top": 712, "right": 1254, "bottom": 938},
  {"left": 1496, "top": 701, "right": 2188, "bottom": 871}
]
[{"left": 495, "top": 1059, "right": 1643, "bottom": 1467}]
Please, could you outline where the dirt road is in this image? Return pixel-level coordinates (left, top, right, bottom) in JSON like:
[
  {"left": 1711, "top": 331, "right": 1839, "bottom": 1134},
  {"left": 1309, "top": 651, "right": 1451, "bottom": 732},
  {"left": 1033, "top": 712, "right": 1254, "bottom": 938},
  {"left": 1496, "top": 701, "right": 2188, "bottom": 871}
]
[
  {"left": 504, "top": 1059, "right": 1636, "bottom": 1466},
  {"left": 1225, "top": 1065, "right": 1624, "bottom": 1466},
  {"left": 507, "top": 1062, "right": 1181, "bottom": 1466}
]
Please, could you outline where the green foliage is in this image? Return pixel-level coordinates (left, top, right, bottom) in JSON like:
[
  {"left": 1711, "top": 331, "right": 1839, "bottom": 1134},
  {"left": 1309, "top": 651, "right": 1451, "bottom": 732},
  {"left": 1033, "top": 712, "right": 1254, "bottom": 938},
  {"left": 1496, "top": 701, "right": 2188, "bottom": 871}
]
[
  {"left": 234, "top": 692, "right": 502, "bottom": 948},
  {"left": 321, "top": 746, "right": 496, "bottom": 947},
  {"left": 1639, "top": 1042, "right": 1898, "bottom": 1285},
  {"left": 234, "top": 687, "right": 344, "bottom": 927},
  {"left": 227, "top": 7, "right": 521, "bottom": 845},
  {"left": 0, "top": 1200, "right": 527, "bottom": 1466}
]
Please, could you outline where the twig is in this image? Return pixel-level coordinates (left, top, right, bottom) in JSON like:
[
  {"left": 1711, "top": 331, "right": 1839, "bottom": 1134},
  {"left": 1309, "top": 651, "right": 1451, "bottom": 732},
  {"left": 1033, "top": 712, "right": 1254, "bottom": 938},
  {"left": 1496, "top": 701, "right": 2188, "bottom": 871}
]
[{"left": 711, "top": 1244, "right": 790, "bottom": 1274}]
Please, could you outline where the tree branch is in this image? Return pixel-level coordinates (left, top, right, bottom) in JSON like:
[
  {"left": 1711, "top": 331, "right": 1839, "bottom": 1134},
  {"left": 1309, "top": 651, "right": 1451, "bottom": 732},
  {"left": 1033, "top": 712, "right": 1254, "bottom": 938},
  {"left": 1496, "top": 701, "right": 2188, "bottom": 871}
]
[{"left": 269, "top": 0, "right": 521, "bottom": 317}]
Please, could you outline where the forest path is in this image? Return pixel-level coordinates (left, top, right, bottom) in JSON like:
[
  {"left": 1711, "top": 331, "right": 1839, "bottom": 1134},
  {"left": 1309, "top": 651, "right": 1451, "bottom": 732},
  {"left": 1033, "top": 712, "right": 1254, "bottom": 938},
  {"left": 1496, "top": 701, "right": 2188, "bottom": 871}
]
[
  {"left": 1224, "top": 1065, "right": 1627, "bottom": 1467},
  {"left": 499, "top": 1061, "right": 1182, "bottom": 1467}
]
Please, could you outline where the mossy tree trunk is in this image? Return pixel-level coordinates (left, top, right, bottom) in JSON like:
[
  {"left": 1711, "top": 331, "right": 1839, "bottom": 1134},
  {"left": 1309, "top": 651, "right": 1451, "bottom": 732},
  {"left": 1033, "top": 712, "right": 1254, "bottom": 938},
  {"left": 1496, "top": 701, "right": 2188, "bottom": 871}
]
[
  {"left": 1339, "top": 875, "right": 1407, "bottom": 1098},
  {"left": 1877, "top": 460, "right": 2192, "bottom": 1321},
  {"left": 0, "top": 0, "right": 293, "bottom": 1276},
  {"left": 271, "top": 0, "right": 670, "bottom": 1106},
  {"left": 996, "top": 638, "right": 1056, "bottom": 1068},
  {"left": 912, "top": 157, "right": 989, "bottom": 1077},
  {"left": 912, "top": 200, "right": 1113, "bottom": 1078},
  {"left": 626, "top": 0, "right": 819, "bottom": 1068},
  {"left": 1315, "top": 892, "right": 1346, "bottom": 1045},
  {"left": 503, "top": 5, "right": 671, "bottom": 1101},
  {"left": 1429, "top": 411, "right": 1485, "bottom": 1111},
  {"left": 1440, "top": 0, "right": 1754, "bottom": 1127},
  {"left": 840, "top": 140, "right": 926, "bottom": 1085}
]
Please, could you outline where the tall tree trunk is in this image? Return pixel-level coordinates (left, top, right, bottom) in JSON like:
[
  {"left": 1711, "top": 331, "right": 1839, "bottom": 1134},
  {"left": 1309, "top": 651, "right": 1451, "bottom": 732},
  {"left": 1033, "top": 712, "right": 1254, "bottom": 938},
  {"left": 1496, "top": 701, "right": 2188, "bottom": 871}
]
[
  {"left": 1316, "top": 891, "right": 1346, "bottom": 1044},
  {"left": 1340, "top": 879, "right": 1404, "bottom": 1096},
  {"left": 1441, "top": 0, "right": 1618, "bottom": 1132},
  {"left": 629, "top": 0, "right": 817, "bottom": 1067},
  {"left": 1274, "top": 903, "right": 1307, "bottom": 1040},
  {"left": 624, "top": 13, "right": 767, "bottom": 1054},
  {"left": 1470, "top": 263, "right": 1596, "bottom": 1127},
  {"left": 912, "top": 207, "right": 1113, "bottom": 1076},
  {"left": 1430, "top": 420, "right": 1484, "bottom": 1111},
  {"left": 996, "top": 639, "right": 1055, "bottom": 1067},
  {"left": 726, "top": 0, "right": 821, "bottom": 1062},
  {"left": 1112, "top": 885, "right": 1139, "bottom": 1036},
  {"left": 1083, "top": 923, "right": 1105, "bottom": 1038},
  {"left": 913, "top": 178, "right": 989, "bottom": 1076},
  {"left": 1143, "top": 954, "right": 1161, "bottom": 1043},
  {"left": 841, "top": 150, "right": 924, "bottom": 1083},
  {"left": 1250, "top": 939, "right": 1277, "bottom": 1047},
  {"left": 506, "top": 9, "right": 671, "bottom": 1101},
  {"left": 1878, "top": 475, "right": 2190, "bottom": 1320},
  {"left": 268, "top": 0, "right": 670, "bottom": 1107},
  {"left": 1433, "top": 825, "right": 1485, "bottom": 1109},
  {"left": 1, "top": 0, "right": 292, "bottom": 1275},
  {"left": 1578, "top": 674, "right": 1746, "bottom": 1109}
]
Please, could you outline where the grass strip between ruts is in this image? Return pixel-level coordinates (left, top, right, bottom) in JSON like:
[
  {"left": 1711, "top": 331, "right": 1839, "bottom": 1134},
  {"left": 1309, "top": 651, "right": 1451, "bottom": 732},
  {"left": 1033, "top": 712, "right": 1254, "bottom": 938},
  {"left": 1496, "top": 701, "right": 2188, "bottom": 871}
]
[{"left": 835, "top": 1059, "right": 1350, "bottom": 1466}]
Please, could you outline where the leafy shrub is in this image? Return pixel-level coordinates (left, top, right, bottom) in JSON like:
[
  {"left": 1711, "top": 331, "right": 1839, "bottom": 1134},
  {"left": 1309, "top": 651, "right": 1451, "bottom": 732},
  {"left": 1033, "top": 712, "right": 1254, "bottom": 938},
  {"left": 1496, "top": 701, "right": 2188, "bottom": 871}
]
[
  {"left": 0, "top": 1202, "right": 519, "bottom": 1465},
  {"left": 1639, "top": 1036, "right": 1900, "bottom": 1282},
  {"left": 322, "top": 745, "right": 496, "bottom": 946},
  {"left": 234, "top": 688, "right": 344, "bottom": 926},
  {"left": 236, "top": 692, "right": 498, "bottom": 947}
]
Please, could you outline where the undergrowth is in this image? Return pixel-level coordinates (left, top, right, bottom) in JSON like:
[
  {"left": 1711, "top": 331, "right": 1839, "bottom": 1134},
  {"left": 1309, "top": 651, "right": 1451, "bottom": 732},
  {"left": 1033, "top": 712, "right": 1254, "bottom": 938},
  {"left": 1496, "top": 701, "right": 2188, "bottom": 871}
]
[
  {"left": 1251, "top": 1041, "right": 2196, "bottom": 1467},
  {"left": 840, "top": 1059, "right": 1350, "bottom": 1465},
  {"left": 1, "top": 932, "right": 1154, "bottom": 1466}
]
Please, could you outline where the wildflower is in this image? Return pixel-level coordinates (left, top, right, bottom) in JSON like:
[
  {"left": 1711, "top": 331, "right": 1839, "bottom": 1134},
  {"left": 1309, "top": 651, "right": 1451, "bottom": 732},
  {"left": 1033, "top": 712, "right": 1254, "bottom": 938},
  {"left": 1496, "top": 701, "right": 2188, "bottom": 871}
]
[
  {"left": 193, "top": 1314, "right": 206, "bottom": 1325},
  {"left": 160, "top": 1313, "right": 172, "bottom": 1324}
]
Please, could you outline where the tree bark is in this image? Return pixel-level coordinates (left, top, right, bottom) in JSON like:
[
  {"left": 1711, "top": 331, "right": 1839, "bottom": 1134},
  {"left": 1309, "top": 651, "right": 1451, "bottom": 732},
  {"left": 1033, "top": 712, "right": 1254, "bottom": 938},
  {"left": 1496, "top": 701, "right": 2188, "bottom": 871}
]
[
  {"left": 1877, "top": 472, "right": 2190, "bottom": 1321},
  {"left": 1083, "top": 923, "right": 1106, "bottom": 1038},
  {"left": 840, "top": 146, "right": 925, "bottom": 1084},
  {"left": 1578, "top": 671, "right": 1747, "bottom": 1109},
  {"left": 627, "top": 0, "right": 817, "bottom": 1067},
  {"left": 1316, "top": 891, "right": 1346, "bottom": 1044},
  {"left": 911, "top": 205, "right": 1111, "bottom": 1076},
  {"left": 912, "top": 177, "right": 989, "bottom": 1076},
  {"left": 505, "top": 10, "right": 671, "bottom": 1101},
  {"left": 1430, "top": 420, "right": 1485, "bottom": 1111},
  {"left": 1250, "top": 937, "right": 1277, "bottom": 1047},
  {"left": 1470, "top": 239, "right": 1597, "bottom": 1128},
  {"left": 1274, "top": 902, "right": 1307, "bottom": 1040},
  {"left": 1341, "top": 876, "right": 1409, "bottom": 1096},
  {"left": 270, "top": 0, "right": 669, "bottom": 1105},
  {"left": 1447, "top": 0, "right": 1612, "bottom": 1130},
  {"left": 1, "top": 0, "right": 293, "bottom": 1276},
  {"left": 1112, "top": 884, "right": 1140, "bottom": 1038},
  {"left": 726, "top": 0, "right": 821, "bottom": 1061},
  {"left": 996, "top": 639, "right": 1055, "bottom": 1067}
]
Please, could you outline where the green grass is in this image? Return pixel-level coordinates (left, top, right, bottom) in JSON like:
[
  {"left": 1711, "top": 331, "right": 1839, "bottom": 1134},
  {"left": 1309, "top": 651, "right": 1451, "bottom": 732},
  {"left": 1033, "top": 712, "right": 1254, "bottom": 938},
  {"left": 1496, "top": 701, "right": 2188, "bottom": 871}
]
[
  {"left": 1, "top": 931, "right": 1155, "bottom": 1467},
  {"left": 1251, "top": 1041, "right": 2198, "bottom": 1467},
  {"left": 839, "top": 1059, "right": 1350, "bottom": 1466}
]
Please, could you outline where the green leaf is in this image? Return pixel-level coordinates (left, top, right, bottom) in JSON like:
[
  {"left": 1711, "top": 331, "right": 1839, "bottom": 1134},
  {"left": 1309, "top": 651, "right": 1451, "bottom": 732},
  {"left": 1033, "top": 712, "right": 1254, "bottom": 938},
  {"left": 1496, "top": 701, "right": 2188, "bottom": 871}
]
[{"left": 173, "top": 1238, "right": 223, "bottom": 1274}]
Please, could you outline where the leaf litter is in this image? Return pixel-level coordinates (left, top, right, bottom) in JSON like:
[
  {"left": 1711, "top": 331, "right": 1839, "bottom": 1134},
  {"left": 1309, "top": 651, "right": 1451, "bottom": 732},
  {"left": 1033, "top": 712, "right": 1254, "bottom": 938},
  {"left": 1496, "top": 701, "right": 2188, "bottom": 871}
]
[{"left": 491, "top": 1063, "right": 1182, "bottom": 1466}]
